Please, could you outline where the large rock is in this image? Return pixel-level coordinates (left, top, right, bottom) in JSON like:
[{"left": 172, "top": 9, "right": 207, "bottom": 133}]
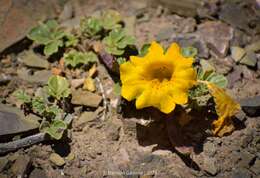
[
  {"left": 19, "top": 50, "right": 49, "bottom": 69},
  {"left": 0, "top": 0, "right": 61, "bottom": 53},
  {"left": 154, "top": 0, "right": 203, "bottom": 17},
  {"left": 17, "top": 68, "right": 52, "bottom": 85},
  {"left": 11, "top": 155, "right": 31, "bottom": 177},
  {"left": 49, "top": 153, "right": 65, "bottom": 167},
  {"left": 239, "top": 96, "right": 260, "bottom": 117},
  {"left": 0, "top": 104, "right": 39, "bottom": 136},
  {"left": 198, "top": 21, "right": 234, "bottom": 58},
  {"left": 71, "top": 89, "right": 102, "bottom": 108}
]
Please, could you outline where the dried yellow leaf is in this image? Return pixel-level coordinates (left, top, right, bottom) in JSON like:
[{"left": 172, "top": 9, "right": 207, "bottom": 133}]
[
  {"left": 88, "top": 64, "right": 97, "bottom": 78},
  {"left": 83, "top": 77, "right": 96, "bottom": 92},
  {"left": 207, "top": 83, "right": 240, "bottom": 137}
]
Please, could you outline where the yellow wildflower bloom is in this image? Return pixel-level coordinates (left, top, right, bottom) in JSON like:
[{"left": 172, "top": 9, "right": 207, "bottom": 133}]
[{"left": 120, "top": 41, "right": 197, "bottom": 114}]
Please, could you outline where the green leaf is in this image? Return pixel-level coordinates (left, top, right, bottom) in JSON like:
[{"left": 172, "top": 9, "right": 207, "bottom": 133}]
[
  {"left": 47, "top": 75, "right": 71, "bottom": 100},
  {"left": 181, "top": 46, "right": 198, "bottom": 58},
  {"left": 41, "top": 119, "right": 67, "bottom": 140},
  {"left": 102, "top": 28, "right": 136, "bottom": 55},
  {"left": 113, "top": 82, "right": 121, "bottom": 96},
  {"left": 117, "top": 57, "right": 126, "bottom": 65},
  {"left": 63, "top": 50, "right": 97, "bottom": 68},
  {"left": 27, "top": 20, "right": 65, "bottom": 56},
  {"left": 80, "top": 17, "right": 103, "bottom": 37},
  {"left": 27, "top": 24, "right": 52, "bottom": 45},
  {"left": 44, "top": 40, "right": 63, "bottom": 56},
  {"left": 65, "top": 33, "right": 78, "bottom": 47},
  {"left": 139, "top": 43, "right": 151, "bottom": 57},
  {"left": 205, "top": 72, "right": 228, "bottom": 88},
  {"left": 101, "top": 10, "right": 122, "bottom": 30},
  {"left": 13, "top": 90, "right": 31, "bottom": 103},
  {"left": 32, "top": 97, "right": 46, "bottom": 114},
  {"left": 105, "top": 46, "right": 124, "bottom": 55}
]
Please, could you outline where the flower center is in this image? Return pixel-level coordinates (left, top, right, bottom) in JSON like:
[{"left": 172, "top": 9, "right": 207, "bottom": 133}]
[{"left": 146, "top": 62, "right": 173, "bottom": 82}]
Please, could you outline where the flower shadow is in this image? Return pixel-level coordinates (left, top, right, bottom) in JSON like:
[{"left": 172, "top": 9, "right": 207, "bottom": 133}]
[{"left": 121, "top": 100, "right": 213, "bottom": 155}]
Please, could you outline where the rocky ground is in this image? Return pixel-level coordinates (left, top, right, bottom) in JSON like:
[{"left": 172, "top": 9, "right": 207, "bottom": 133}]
[{"left": 0, "top": 0, "right": 260, "bottom": 178}]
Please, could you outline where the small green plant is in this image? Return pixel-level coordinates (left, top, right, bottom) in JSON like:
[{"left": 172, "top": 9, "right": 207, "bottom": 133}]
[
  {"left": 13, "top": 76, "right": 71, "bottom": 140},
  {"left": 13, "top": 90, "right": 31, "bottom": 103},
  {"left": 101, "top": 9, "right": 122, "bottom": 30},
  {"left": 27, "top": 20, "right": 78, "bottom": 56},
  {"left": 63, "top": 50, "right": 98, "bottom": 68},
  {"left": 40, "top": 119, "right": 67, "bottom": 140},
  {"left": 116, "top": 57, "right": 126, "bottom": 65},
  {"left": 47, "top": 75, "right": 71, "bottom": 100},
  {"left": 181, "top": 46, "right": 198, "bottom": 58},
  {"left": 80, "top": 17, "right": 103, "bottom": 37},
  {"left": 139, "top": 43, "right": 151, "bottom": 57},
  {"left": 189, "top": 66, "right": 228, "bottom": 106},
  {"left": 102, "top": 28, "right": 135, "bottom": 55},
  {"left": 80, "top": 9, "right": 122, "bottom": 39},
  {"left": 65, "top": 33, "right": 79, "bottom": 47}
]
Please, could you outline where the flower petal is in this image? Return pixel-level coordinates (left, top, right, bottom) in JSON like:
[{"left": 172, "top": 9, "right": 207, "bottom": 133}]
[
  {"left": 159, "top": 95, "right": 176, "bottom": 113},
  {"left": 168, "top": 87, "right": 188, "bottom": 104},
  {"left": 165, "top": 43, "right": 181, "bottom": 60},
  {"left": 145, "top": 41, "right": 164, "bottom": 61},
  {"left": 130, "top": 56, "right": 145, "bottom": 66},
  {"left": 173, "top": 68, "right": 196, "bottom": 80},
  {"left": 120, "top": 61, "right": 142, "bottom": 83},
  {"left": 121, "top": 83, "right": 146, "bottom": 101},
  {"left": 135, "top": 88, "right": 152, "bottom": 109}
]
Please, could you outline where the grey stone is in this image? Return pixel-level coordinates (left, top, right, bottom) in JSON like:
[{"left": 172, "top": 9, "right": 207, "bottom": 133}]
[
  {"left": 198, "top": 21, "right": 234, "bottom": 58},
  {"left": 76, "top": 111, "right": 96, "bottom": 128},
  {"left": 124, "top": 16, "right": 136, "bottom": 37},
  {"left": 203, "top": 157, "right": 219, "bottom": 176},
  {"left": 60, "top": 17, "right": 80, "bottom": 29},
  {"left": 197, "top": 0, "right": 218, "bottom": 18},
  {"left": 154, "top": 0, "right": 203, "bottom": 17},
  {"left": 171, "top": 33, "right": 209, "bottom": 58},
  {"left": 203, "top": 142, "right": 216, "bottom": 157},
  {"left": 58, "top": 2, "right": 73, "bottom": 21},
  {"left": 231, "top": 168, "right": 252, "bottom": 178},
  {"left": 11, "top": 155, "right": 31, "bottom": 177},
  {"left": 0, "top": 174, "right": 7, "bottom": 178},
  {"left": 245, "top": 41, "right": 260, "bottom": 52},
  {"left": 211, "top": 56, "right": 234, "bottom": 75},
  {"left": 239, "top": 96, "right": 260, "bottom": 117},
  {"left": 231, "top": 46, "right": 246, "bottom": 62},
  {"left": 0, "top": 104, "right": 39, "bottom": 136},
  {"left": 240, "top": 51, "right": 257, "bottom": 67},
  {"left": 250, "top": 159, "right": 260, "bottom": 175},
  {"left": 19, "top": 51, "right": 49, "bottom": 69},
  {"left": 240, "top": 134, "right": 253, "bottom": 148},
  {"left": 17, "top": 68, "right": 52, "bottom": 85},
  {"left": 49, "top": 153, "right": 65, "bottom": 167},
  {"left": 235, "top": 110, "right": 247, "bottom": 122},
  {"left": 239, "top": 151, "right": 255, "bottom": 168},
  {"left": 29, "top": 168, "right": 47, "bottom": 178},
  {"left": 0, "top": 156, "right": 9, "bottom": 172},
  {"left": 71, "top": 89, "right": 102, "bottom": 108},
  {"left": 219, "top": 2, "right": 251, "bottom": 33},
  {"left": 105, "top": 119, "right": 121, "bottom": 141},
  {"left": 200, "top": 59, "right": 215, "bottom": 72}
]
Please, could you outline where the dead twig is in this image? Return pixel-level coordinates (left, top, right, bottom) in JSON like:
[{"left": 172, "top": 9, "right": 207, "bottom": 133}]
[
  {"left": 0, "top": 133, "right": 47, "bottom": 155},
  {"left": 96, "top": 77, "right": 108, "bottom": 120}
]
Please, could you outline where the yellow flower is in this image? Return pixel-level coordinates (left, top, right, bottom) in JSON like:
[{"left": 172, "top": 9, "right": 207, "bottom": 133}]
[{"left": 120, "top": 41, "right": 197, "bottom": 114}]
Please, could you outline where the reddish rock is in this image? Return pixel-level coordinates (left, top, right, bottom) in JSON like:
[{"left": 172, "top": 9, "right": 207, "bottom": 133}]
[
  {"left": 0, "top": 0, "right": 60, "bottom": 52},
  {"left": 198, "top": 21, "right": 234, "bottom": 58}
]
